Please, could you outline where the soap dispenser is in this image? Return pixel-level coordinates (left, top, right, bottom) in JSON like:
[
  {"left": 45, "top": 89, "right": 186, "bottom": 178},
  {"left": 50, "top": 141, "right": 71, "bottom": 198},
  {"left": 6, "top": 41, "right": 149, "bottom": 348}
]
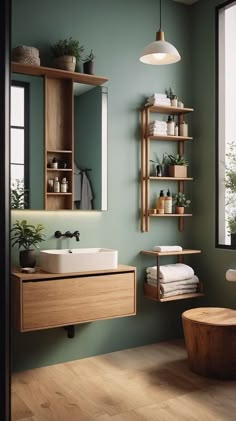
[
  {"left": 164, "top": 189, "right": 172, "bottom": 214},
  {"left": 156, "top": 190, "right": 165, "bottom": 212}
]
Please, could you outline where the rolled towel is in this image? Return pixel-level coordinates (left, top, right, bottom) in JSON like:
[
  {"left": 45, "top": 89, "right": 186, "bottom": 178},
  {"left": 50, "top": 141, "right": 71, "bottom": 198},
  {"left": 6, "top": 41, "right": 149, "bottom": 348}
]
[
  {"left": 153, "top": 245, "right": 183, "bottom": 252},
  {"left": 146, "top": 263, "right": 194, "bottom": 283},
  {"left": 147, "top": 275, "right": 199, "bottom": 290}
]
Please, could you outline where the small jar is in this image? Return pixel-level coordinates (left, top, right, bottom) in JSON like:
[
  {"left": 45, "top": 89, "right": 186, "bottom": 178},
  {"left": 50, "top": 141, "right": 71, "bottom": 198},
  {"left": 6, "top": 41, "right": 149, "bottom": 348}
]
[
  {"left": 171, "top": 95, "right": 178, "bottom": 107},
  {"left": 53, "top": 176, "right": 60, "bottom": 193},
  {"left": 60, "top": 177, "right": 68, "bottom": 193},
  {"left": 178, "top": 100, "right": 184, "bottom": 108},
  {"left": 51, "top": 157, "right": 58, "bottom": 169}
]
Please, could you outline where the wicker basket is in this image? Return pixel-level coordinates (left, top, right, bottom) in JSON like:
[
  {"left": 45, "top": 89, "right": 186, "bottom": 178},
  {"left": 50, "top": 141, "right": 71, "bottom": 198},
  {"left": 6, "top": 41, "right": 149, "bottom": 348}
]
[{"left": 12, "top": 45, "right": 40, "bottom": 66}]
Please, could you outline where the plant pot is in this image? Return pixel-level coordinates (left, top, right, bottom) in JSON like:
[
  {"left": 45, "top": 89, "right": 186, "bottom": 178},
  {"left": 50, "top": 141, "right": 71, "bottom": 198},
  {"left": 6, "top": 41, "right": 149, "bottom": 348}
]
[
  {"left": 19, "top": 249, "right": 36, "bottom": 268},
  {"left": 83, "top": 60, "right": 94, "bottom": 75},
  {"left": 169, "top": 165, "right": 187, "bottom": 178},
  {"left": 231, "top": 233, "right": 236, "bottom": 246},
  {"left": 54, "top": 55, "right": 76, "bottom": 72},
  {"left": 175, "top": 206, "right": 184, "bottom": 214}
]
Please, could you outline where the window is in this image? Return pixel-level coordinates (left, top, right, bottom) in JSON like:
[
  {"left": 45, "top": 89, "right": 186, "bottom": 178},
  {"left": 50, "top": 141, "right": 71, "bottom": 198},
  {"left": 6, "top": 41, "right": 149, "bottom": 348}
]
[
  {"left": 10, "top": 81, "right": 29, "bottom": 209},
  {"left": 216, "top": 0, "right": 236, "bottom": 248}
]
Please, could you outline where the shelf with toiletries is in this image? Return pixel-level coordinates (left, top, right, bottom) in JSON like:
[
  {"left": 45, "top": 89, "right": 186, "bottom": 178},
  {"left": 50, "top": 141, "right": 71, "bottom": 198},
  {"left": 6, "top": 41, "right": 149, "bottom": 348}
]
[
  {"left": 140, "top": 96, "right": 194, "bottom": 232},
  {"left": 140, "top": 248, "right": 204, "bottom": 302}
]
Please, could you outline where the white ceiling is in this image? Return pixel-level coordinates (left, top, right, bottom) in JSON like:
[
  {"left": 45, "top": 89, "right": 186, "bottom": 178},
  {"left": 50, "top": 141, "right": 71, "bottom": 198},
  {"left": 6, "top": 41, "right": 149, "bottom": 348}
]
[{"left": 173, "top": 0, "right": 199, "bottom": 5}]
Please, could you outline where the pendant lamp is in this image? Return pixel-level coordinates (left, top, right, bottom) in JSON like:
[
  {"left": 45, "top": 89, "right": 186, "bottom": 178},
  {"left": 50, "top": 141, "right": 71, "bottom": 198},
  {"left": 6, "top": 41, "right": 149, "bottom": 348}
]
[{"left": 139, "top": 0, "right": 181, "bottom": 65}]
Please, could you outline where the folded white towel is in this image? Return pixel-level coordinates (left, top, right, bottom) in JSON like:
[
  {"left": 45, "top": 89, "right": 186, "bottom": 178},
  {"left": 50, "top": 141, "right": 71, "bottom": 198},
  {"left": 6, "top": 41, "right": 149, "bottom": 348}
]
[
  {"left": 149, "top": 120, "right": 167, "bottom": 126},
  {"left": 153, "top": 246, "right": 183, "bottom": 252},
  {"left": 149, "top": 131, "right": 167, "bottom": 136},
  {"left": 146, "top": 263, "right": 194, "bottom": 283},
  {"left": 147, "top": 275, "right": 199, "bottom": 289},
  {"left": 162, "top": 287, "right": 198, "bottom": 298},
  {"left": 148, "top": 93, "right": 167, "bottom": 100}
]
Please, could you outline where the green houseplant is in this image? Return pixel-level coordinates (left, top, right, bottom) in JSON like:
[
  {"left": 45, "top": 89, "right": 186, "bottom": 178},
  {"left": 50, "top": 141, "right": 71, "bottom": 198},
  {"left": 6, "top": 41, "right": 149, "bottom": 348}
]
[
  {"left": 51, "top": 37, "right": 84, "bottom": 72},
  {"left": 11, "top": 179, "right": 29, "bottom": 209},
  {"left": 174, "top": 192, "right": 191, "bottom": 214},
  {"left": 150, "top": 152, "right": 168, "bottom": 176},
  {"left": 83, "top": 49, "right": 95, "bottom": 75},
  {"left": 11, "top": 219, "right": 46, "bottom": 267},
  {"left": 168, "top": 153, "right": 189, "bottom": 178}
]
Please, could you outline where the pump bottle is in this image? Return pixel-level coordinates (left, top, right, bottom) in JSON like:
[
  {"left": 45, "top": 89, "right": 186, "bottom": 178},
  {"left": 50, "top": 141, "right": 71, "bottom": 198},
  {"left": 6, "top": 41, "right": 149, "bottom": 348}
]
[
  {"left": 156, "top": 190, "right": 165, "bottom": 211},
  {"left": 164, "top": 189, "right": 172, "bottom": 214}
]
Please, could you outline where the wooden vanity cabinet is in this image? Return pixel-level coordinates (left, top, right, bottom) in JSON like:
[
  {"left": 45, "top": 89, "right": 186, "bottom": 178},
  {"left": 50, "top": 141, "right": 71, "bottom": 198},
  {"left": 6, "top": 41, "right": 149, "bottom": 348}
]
[{"left": 12, "top": 265, "right": 136, "bottom": 332}]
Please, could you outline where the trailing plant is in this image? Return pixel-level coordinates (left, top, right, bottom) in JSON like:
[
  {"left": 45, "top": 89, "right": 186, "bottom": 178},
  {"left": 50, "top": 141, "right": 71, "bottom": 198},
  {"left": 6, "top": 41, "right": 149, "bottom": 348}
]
[
  {"left": 83, "top": 49, "right": 95, "bottom": 62},
  {"left": 174, "top": 192, "right": 191, "bottom": 208},
  {"left": 11, "top": 220, "right": 46, "bottom": 250},
  {"left": 51, "top": 37, "right": 84, "bottom": 60},
  {"left": 168, "top": 153, "right": 189, "bottom": 166}
]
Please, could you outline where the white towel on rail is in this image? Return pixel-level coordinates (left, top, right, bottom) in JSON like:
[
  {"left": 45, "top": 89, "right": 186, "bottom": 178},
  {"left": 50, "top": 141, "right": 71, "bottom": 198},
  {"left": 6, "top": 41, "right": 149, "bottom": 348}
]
[
  {"left": 152, "top": 245, "right": 183, "bottom": 252},
  {"left": 146, "top": 263, "right": 194, "bottom": 283},
  {"left": 147, "top": 275, "right": 199, "bottom": 290},
  {"left": 161, "top": 288, "right": 198, "bottom": 298}
]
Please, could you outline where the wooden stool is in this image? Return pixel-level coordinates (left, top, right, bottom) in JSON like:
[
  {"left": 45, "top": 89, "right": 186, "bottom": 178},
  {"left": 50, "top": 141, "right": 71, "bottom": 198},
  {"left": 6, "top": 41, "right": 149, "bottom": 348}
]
[{"left": 182, "top": 307, "right": 236, "bottom": 379}]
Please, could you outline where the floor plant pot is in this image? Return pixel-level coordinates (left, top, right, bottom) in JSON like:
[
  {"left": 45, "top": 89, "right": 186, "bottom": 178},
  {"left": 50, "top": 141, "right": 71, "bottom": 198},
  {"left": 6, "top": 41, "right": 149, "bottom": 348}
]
[
  {"left": 83, "top": 60, "right": 94, "bottom": 75},
  {"left": 54, "top": 55, "right": 76, "bottom": 72},
  {"left": 19, "top": 249, "right": 36, "bottom": 268},
  {"left": 175, "top": 206, "right": 184, "bottom": 214}
]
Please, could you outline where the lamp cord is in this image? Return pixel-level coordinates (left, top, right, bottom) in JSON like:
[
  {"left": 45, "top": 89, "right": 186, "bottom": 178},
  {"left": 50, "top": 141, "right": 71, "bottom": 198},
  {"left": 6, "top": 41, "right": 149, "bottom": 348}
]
[{"left": 159, "top": 0, "right": 162, "bottom": 30}]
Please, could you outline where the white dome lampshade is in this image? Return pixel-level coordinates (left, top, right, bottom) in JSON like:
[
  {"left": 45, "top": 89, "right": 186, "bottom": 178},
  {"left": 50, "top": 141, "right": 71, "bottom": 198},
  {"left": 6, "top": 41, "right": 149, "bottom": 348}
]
[{"left": 139, "top": 30, "right": 181, "bottom": 65}]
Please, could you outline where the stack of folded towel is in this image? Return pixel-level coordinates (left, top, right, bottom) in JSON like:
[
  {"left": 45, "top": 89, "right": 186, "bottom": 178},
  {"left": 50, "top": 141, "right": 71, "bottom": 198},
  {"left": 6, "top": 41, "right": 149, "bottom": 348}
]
[
  {"left": 153, "top": 245, "right": 182, "bottom": 252},
  {"left": 149, "top": 120, "right": 167, "bottom": 136},
  {"left": 146, "top": 263, "right": 199, "bottom": 298},
  {"left": 146, "top": 93, "right": 171, "bottom": 107}
]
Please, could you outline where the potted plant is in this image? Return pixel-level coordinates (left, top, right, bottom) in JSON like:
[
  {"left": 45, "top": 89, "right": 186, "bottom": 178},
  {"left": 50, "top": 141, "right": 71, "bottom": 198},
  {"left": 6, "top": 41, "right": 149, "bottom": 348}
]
[
  {"left": 11, "top": 219, "right": 46, "bottom": 268},
  {"left": 150, "top": 152, "right": 169, "bottom": 177},
  {"left": 168, "top": 153, "right": 189, "bottom": 178},
  {"left": 51, "top": 37, "right": 84, "bottom": 72},
  {"left": 227, "top": 214, "right": 236, "bottom": 246},
  {"left": 174, "top": 192, "right": 191, "bottom": 214},
  {"left": 83, "top": 49, "right": 95, "bottom": 75}
]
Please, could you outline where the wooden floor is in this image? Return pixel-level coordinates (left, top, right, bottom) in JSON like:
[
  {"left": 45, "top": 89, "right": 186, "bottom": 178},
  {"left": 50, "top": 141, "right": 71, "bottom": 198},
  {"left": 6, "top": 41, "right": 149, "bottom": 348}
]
[{"left": 12, "top": 339, "right": 236, "bottom": 421}]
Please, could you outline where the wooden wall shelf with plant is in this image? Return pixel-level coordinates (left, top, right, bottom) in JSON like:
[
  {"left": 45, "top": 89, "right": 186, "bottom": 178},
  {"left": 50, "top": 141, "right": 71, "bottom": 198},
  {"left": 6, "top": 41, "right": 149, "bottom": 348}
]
[{"left": 140, "top": 102, "right": 194, "bottom": 232}]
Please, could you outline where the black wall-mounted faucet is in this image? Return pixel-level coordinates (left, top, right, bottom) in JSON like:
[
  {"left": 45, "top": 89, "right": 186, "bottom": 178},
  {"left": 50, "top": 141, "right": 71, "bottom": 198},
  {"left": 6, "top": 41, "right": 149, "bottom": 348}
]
[{"left": 54, "top": 230, "right": 80, "bottom": 242}]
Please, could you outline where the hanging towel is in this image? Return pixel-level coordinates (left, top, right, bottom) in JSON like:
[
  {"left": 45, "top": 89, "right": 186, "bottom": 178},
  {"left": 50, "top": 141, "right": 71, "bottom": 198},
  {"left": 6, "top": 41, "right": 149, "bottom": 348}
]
[
  {"left": 152, "top": 246, "right": 183, "bottom": 252},
  {"left": 146, "top": 263, "right": 194, "bottom": 283},
  {"left": 80, "top": 172, "right": 93, "bottom": 210},
  {"left": 73, "top": 162, "right": 82, "bottom": 201}
]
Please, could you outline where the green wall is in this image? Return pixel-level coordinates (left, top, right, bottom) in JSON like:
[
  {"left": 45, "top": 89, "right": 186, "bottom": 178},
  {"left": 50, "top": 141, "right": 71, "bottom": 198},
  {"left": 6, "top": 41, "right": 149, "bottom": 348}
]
[
  {"left": 11, "top": 0, "right": 211, "bottom": 372},
  {"left": 191, "top": 0, "right": 236, "bottom": 308}
]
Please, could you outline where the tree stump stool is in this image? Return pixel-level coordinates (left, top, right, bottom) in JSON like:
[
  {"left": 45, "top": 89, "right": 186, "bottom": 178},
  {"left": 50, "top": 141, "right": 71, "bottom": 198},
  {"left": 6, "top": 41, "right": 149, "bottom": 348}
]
[{"left": 182, "top": 307, "right": 236, "bottom": 379}]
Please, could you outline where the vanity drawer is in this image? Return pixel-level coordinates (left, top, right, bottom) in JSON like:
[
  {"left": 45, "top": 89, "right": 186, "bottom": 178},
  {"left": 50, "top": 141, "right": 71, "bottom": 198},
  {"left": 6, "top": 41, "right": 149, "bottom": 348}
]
[{"left": 22, "top": 272, "right": 136, "bottom": 330}]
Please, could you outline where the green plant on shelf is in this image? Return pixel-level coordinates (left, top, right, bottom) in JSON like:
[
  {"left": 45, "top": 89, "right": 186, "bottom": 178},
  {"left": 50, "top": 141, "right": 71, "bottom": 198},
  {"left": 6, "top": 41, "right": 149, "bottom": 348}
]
[
  {"left": 149, "top": 152, "right": 169, "bottom": 176},
  {"left": 51, "top": 37, "right": 84, "bottom": 61},
  {"left": 174, "top": 192, "right": 191, "bottom": 208},
  {"left": 168, "top": 154, "right": 189, "bottom": 166}
]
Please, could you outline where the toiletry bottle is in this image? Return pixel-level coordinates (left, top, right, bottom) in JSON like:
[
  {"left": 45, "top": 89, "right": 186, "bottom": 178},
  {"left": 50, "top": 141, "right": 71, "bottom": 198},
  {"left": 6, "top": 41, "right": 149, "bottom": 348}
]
[
  {"left": 174, "top": 124, "right": 179, "bottom": 136},
  {"left": 60, "top": 177, "right": 68, "bottom": 193},
  {"left": 167, "top": 115, "right": 175, "bottom": 136},
  {"left": 164, "top": 189, "right": 172, "bottom": 214},
  {"left": 53, "top": 176, "right": 60, "bottom": 193},
  {"left": 156, "top": 190, "right": 165, "bottom": 210},
  {"left": 179, "top": 121, "right": 188, "bottom": 137},
  {"left": 171, "top": 95, "right": 178, "bottom": 107}
]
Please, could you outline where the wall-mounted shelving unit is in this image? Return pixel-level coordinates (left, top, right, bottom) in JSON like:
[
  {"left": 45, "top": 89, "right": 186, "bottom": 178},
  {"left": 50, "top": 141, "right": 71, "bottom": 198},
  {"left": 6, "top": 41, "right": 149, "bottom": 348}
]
[
  {"left": 11, "top": 62, "right": 108, "bottom": 210},
  {"left": 140, "top": 249, "right": 204, "bottom": 302},
  {"left": 140, "top": 104, "right": 194, "bottom": 232}
]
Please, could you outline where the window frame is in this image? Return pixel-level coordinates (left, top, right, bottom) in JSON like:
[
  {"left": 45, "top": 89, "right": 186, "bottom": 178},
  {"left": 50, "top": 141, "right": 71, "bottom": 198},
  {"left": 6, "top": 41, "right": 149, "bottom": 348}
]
[
  {"left": 10, "top": 80, "right": 30, "bottom": 209},
  {"left": 215, "top": 0, "right": 236, "bottom": 249}
]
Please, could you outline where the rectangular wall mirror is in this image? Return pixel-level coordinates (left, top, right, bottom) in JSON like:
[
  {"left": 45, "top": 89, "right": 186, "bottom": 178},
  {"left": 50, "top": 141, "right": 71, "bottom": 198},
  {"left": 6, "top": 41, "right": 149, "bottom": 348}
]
[{"left": 10, "top": 72, "right": 108, "bottom": 211}]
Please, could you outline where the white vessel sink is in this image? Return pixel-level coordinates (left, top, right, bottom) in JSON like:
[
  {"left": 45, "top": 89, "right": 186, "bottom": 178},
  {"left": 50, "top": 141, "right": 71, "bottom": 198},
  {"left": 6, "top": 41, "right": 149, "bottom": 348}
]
[{"left": 39, "top": 248, "right": 118, "bottom": 274}]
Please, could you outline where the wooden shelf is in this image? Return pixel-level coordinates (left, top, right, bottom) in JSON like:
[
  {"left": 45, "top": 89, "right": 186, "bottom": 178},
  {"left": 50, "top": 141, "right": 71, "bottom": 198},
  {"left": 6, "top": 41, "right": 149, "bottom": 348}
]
[
  {"left": 11, "top": 62, "right": 108, "bottom": 86},
  {"left": 47, "top": 150, "right": 72, "bottom": 154},
  {"left": 144, "top": 105, "right": 194, "bottom": 114},
  {"left": 149, "top": 212, "right": 192, "bottom": 217},
  {"left": 144, "top": 283, "right": 204, "bottom": 302},
  {"left": 47, "top": 168, "right": 72, "bottom": 172},
  {"left": 149, "top": 176, "right": 193, "bottom": 181},
  {"left": 140, "top": 249, "right": 201, "bottom": 257},
  {"left": 148, "top": 135, "right": 193, "bottom": 141},
  {"left": 47, "top": 193, "right": 72, "bottom": 196}
]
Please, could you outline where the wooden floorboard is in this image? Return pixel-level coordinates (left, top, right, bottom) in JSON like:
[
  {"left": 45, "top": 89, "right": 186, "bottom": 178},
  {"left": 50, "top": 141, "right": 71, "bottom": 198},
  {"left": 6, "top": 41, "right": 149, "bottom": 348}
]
[{"left": 12, "top": 339, "right": 236, "bottom": 420}]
